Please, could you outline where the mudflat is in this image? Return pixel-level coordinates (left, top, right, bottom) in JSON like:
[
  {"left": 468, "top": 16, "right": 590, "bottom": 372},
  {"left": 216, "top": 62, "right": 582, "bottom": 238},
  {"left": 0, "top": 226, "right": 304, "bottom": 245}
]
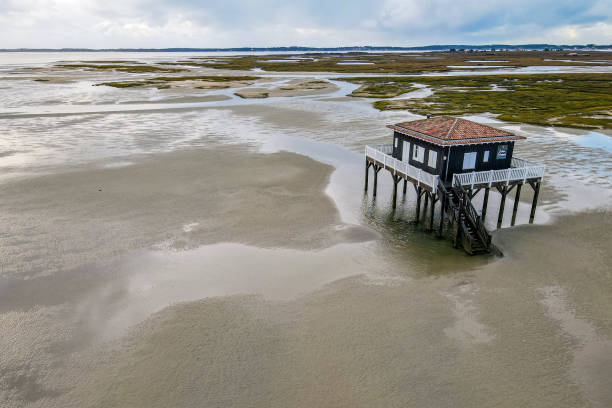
[
  {"left": 1, "top": 52, "right": 611, "bottom": 408},
  {"left": 6, "top": 212, "right": 609, "bottom": 408}
]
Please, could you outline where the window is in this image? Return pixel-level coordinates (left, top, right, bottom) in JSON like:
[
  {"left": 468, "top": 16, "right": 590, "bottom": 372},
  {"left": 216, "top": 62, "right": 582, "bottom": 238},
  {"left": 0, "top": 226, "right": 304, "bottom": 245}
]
[
  {"left": 394, "top": 137, "right": 398, "bottom": 148},
  {"left": 428, "top": 150, "right": 438, "bottom": 168},
  {"left": 402, "top": 141, "right": 410, "bottom": 163},
  {"left": 463, "top": 152, "right": 477, "bottom": 170},
  {"left": 497, "top": 144, "right": 508, "bottom": 159},
  {"left": 412, "top": 145, "right": 424, "bottom": 163},
  {"left": 483, "top": 150, "right": 490, "bottom": 162}
]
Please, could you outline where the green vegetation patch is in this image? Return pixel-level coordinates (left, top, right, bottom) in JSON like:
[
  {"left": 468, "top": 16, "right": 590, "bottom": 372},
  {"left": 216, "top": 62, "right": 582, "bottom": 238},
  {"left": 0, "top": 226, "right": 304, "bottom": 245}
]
[
  {"left": 150, "top": 75, "right": 259, "bottom": 82},
  {"left": 96, "top": 81, "right": 154, "bottom": 88},
  {"left": 56, "top": 64, "right": 186, "bottom": 73},
  {"left": 96, "top": 75, "right": 260, "bottom": 89},
  {"left": 234, "top": 91, "right": 269, "bottom": 99},
  {"left": 82, "top": 60, "right": 144, "bottom": 64},
  {"left": 350, "top": 82, "right": 417, "bottom": 98},
  {"left": 343, "top": 74, "right": 612, "bottom": 129},
  {"left": 184, "top": 51, "right": 612, "bottom": 74}
]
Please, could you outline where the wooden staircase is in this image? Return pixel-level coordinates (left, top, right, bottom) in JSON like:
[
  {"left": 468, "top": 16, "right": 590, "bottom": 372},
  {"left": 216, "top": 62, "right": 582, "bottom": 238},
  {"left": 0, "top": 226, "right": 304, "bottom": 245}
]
[{"left": 440, "top": 181, "right": 492, "bottom": 255}]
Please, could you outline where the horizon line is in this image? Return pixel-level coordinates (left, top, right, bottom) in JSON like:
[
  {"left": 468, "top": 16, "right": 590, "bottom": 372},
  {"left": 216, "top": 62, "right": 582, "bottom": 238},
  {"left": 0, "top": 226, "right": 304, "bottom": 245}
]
[{"left": 1, "top": 43, "right": 612, "bottom": 52}]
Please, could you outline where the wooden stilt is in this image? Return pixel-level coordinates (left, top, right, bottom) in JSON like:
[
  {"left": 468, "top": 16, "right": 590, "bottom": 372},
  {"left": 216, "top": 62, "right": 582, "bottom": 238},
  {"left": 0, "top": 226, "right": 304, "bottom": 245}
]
[
  {"left": 529, "top": 181, "right": 541, "bottom": 224},
  {"left": 373, "top": 166, "right": 380, "bottom": 197},
  {"left": 428, "top": 197, "right": 437, "bottom": 231},
  {"left": 422, "top": 191, "right": 429, "bottom": 222},
  {"left": 438, "top": 193, "right": 445, "bottom": 237},
  {"left": 415, "top": 186, "right": 422, "bottom": 222},
  {"left": 481, "top": 187, "right": 490, "bottom": 221},
  {"left": 364, "top": 160, "right": 370, "bottom": 192},
  {"left": 497, "top": 185, "right": 508, "bottom": 229},
  {"left": 391, "top": 175, "right": 401, "bottom": 209},
  {"left": 454, "top": 197, "right": 463, "bottom": 248},
  {"left": 403, "top": 179, "right": 407, "bottom": 196},
  {"left": 511, "top": 183, "right": 522, "bottom": 226}
]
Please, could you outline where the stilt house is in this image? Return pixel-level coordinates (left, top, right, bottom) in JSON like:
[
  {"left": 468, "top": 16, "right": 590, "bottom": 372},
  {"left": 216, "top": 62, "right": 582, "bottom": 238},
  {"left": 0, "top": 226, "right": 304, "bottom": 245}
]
[
  {"left": 388, "top": 116, "right": 525, "bottom": 182},
  {"left": 364, "top": 116, "right": 545, "bottom": 255}
]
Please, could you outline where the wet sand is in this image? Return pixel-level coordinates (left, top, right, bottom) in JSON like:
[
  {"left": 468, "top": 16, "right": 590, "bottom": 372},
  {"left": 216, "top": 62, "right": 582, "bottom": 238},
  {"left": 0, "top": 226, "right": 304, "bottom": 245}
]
[
  {"left": 0, "top": 146, "right": 375, "bottom": 278},
  {"left": 8, "top": 212, "right": 608, "bottom": 408},
  {"left": 1, "top": 54, "right": 611, "bottom": 408}
]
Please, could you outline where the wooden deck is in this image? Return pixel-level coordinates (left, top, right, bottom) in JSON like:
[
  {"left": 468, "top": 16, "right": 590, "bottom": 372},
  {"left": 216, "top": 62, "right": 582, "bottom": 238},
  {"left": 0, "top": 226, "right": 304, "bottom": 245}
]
[
  {"left": 365, "top": 145, "right": 439, "bottom": 193},
  {"left": 364, "top": 144, "right": 546, "bottom": 255},
  {"left": 365, "top": 144, "right": 544, "bottom": 192},
  {"left": 452, "top": 157, "right": 545, "bottom": 189}
]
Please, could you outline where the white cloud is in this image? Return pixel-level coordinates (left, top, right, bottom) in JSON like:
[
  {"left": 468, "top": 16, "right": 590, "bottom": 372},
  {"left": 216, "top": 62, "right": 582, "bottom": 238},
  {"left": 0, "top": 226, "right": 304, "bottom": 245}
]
[
  {"left": 545, "top": 22, "right": 612, "bottom": 44},
  {"left": 0, "top": 0, "right": 610, "bottom": 48}
]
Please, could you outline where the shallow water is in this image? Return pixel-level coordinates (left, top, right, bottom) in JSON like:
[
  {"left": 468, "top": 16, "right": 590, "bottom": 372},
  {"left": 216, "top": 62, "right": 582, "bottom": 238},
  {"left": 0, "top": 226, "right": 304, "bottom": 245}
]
[{"left": 0, "top": 53, "right": 611, "bottom": 408}]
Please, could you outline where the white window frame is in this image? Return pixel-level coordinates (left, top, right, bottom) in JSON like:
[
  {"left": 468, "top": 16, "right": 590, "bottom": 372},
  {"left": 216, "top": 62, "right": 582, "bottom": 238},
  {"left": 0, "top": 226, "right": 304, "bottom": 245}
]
[
  {"left": 483, "top": 150, "right": 490, "bottom": 163},
  {"left": 462, "top": 152, "right": 477, "bottom": 170},
  {"left": 412, "top": 145, "right": 424, "bottom": 163},
  {"left": 402, "top": 140, "right": 410, "bottom": 163},
  {"left": 428, "top": 150, "right": 438, "bottom": 168}
]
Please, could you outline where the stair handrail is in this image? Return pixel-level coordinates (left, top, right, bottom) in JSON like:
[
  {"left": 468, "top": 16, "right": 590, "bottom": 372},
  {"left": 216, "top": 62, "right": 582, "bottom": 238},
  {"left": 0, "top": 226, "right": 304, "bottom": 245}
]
[{"left": 452, "top": 175, "right": 492, "bottom": 248}]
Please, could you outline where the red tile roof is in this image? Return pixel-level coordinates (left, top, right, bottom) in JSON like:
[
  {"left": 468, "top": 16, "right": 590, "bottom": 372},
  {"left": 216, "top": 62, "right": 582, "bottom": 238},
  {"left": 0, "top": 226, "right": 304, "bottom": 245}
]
[{"left": 387, "top": 116, "right": 526, "bottom": 146}]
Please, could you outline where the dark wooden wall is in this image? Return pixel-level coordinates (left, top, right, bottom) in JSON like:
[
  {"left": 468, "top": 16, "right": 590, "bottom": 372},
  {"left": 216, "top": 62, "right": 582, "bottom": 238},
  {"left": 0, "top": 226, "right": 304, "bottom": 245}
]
[
  {"left": 392, "top": 132, "right": 445, "bottom": 174},
  {"left": 444, "top": 142, "right": 515, "bottom": 181},
  {"left": 392, "top": 131, "right": 515, "bottom": 182}
]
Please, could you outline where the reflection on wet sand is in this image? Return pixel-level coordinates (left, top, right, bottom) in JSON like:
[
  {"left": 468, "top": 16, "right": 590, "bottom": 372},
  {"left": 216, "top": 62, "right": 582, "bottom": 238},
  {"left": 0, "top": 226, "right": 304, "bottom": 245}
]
[{"left": 540, "top": 286, "right": 612, "bottom": 407}]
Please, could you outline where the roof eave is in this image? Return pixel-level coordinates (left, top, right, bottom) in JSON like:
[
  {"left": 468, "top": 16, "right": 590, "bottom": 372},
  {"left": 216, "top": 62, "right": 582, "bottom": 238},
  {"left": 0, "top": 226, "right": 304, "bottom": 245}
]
[{"left": 388, "top": 124, "right": 525, "bottom": 146}]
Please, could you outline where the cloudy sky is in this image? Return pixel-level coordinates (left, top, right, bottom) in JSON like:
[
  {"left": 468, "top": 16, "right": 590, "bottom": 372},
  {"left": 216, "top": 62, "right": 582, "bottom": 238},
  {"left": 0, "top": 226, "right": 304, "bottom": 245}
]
[{"left": 1, "top": 0, "right": 611, "bottom": 48}]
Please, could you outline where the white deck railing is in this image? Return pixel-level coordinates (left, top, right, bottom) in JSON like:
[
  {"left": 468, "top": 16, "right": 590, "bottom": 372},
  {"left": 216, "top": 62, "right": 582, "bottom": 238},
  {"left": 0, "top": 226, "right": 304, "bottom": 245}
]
[
  {"left": 365, "top": 145, "right": 439, "bottom": 191},
  {"left": 453, "top": 157, "right": 545, "bottom": 188},
  {"left": 366, "top": 145, "right": 545, "bottom": 191}
]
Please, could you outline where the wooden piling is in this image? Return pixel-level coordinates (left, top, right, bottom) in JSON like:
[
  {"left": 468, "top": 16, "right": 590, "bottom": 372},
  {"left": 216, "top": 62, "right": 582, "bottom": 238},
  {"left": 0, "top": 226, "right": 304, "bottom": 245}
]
[
  {"left": 373, "top": 166, "right": 380, "bottom": 197},
  {"left": 438, "top": 193, "right": 445, "bottom": 237},
  {"left": 481, "top": 187, "right": 489, "bottom": 221},
  {"left": 497, "top": 185, "right": 508, "bottom": 229},
  {"left": 391, "top": 175, "right": 401, "bottom": 209},
  {"left": 429, "top": 197, "right": 437, "bottom": 231},
  {"left": 454, "top": 197, "right": 464, "bottom": 248},
  {"left": 364, "top": 161, "right": 369, "bottom": 192},
  {"left": 422, "top": 192, "right": 429, "bottom": 222},
  {"left": 511, "top": 183, "right": 522, "bottom": 226},
  {"left": 529, "top": 181, "right": 541, "bottom": 224},
  {"left": 415, "top": 186, "right": 422, "bottom": 222},
  {"left": 403, "top": 179, "right": 407, "bottom": 196}
]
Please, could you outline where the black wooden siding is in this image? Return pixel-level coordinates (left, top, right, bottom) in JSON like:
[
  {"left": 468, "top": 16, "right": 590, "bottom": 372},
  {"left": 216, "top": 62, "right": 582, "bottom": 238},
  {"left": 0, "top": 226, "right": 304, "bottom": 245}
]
[
  {"left": 392, "top": 132, "right": 515, "bottom": 182},
  {"left": 392, "top": 132, "right": 445, "bottom": 174}
]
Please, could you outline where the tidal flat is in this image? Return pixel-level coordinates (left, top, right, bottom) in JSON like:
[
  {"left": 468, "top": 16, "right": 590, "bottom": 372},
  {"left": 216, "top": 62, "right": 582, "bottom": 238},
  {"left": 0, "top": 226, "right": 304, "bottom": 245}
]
[
  {"left": 0, "top": 52, "right": 611, "bottom": 408},
  {"left": 344, "top": 73, "right": 612, "bottom": 129},
  {"left": 183, "top": 50, "right": 612, "bottom": 73}
]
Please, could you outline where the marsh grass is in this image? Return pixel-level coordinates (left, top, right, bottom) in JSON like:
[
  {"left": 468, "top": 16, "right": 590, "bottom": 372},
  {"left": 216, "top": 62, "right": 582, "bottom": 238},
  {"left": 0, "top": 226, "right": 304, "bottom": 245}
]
[
  {"left": 56, "top": 64, "right": 186, "bottom": 73},
  {"left": 344, "top": 74, "right": 612, "bottom": 129},
  {"left": 82, "top": 60, "right": 144, "bottom": 64},
  {"left": 96, "top": 76, "right": 260, "bottom": 89},
  {"left": 150, "top": 76, "right": 259, "bottom": 82},
  {"left": 51, "top": 52, "right": 612, "bottom": 129},
  {"left": 186, "top": 51, "right": 612, "bottom": 74},
  {"left": 350, "top": 83, "right": 417, "bottom": 98}
]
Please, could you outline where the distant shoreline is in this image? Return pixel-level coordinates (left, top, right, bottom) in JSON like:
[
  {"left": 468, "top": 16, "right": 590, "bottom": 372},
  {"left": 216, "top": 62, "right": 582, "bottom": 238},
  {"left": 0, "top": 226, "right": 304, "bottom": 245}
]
[{"left": 2, "top": 44, "right": 612, "bottom": 52}]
